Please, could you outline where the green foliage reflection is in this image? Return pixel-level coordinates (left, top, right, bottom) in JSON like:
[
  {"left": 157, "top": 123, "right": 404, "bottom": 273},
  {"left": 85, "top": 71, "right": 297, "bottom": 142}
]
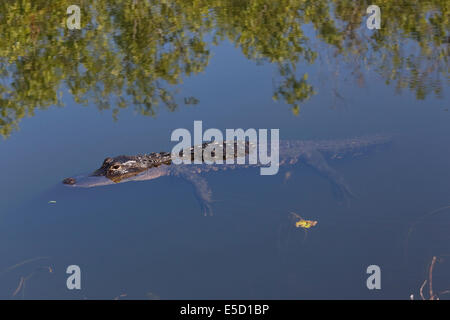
[{"left": 0, "top": 0, "right": 448, "bottom": 137}]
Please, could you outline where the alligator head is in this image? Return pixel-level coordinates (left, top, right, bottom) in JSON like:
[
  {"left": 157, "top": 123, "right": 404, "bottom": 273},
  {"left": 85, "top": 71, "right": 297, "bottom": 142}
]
[
  {"left": 91, "top": 156, "right": 150, "bottom": 182},
  {"left": 63, "top": 153, "right": 172, "bottom": 186}
]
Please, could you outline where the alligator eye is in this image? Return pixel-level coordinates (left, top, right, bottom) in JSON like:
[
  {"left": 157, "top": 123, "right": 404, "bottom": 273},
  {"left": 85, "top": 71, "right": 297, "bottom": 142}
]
[{"left": 111, "top": 164, "right": 121, "bottom": 170}]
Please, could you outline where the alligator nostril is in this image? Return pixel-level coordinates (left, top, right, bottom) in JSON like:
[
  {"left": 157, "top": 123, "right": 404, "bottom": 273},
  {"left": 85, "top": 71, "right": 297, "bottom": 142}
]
[{"left": 63, "top": 177, "right": 76, "bottom": 185}]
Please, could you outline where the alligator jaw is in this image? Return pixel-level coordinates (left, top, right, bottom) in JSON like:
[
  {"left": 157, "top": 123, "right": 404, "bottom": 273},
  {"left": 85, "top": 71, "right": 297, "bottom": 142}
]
[{"left": 62, "top": 174, "right": 118, "bottom": 187}]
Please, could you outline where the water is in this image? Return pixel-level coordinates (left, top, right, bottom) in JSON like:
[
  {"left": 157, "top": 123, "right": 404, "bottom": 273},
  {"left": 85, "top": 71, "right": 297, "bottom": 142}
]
[{"left": 0, "top": 1, "right": 449, "bottom": 299}]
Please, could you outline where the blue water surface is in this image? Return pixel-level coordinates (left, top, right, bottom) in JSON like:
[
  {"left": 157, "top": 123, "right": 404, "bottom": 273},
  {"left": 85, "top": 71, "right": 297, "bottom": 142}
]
[{"left": 0, "top": 2, "right": 449, "bottom": 299}]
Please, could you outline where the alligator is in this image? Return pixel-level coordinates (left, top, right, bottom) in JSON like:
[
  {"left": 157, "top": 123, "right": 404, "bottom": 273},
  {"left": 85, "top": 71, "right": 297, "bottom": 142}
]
[{"left": 62, "top": 135, "right": 391, "bottom": 215}]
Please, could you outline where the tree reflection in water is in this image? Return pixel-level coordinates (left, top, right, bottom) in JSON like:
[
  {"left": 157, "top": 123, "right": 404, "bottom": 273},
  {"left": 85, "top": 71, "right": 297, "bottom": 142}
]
[{"left": 0, "top": 0, "right": 447, "bottom": 137}]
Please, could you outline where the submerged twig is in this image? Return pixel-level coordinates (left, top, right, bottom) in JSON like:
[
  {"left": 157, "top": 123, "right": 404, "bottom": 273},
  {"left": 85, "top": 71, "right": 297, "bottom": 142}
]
[
  {"left": 12, "top": 277, "right": 25, "bottom": 297},
  {"left": 11, "top": 266, "right": 53, "bottom": 299},
  {"left": 404, "top": 205, "right": 450, "bottom": 260},
  {"left": 0, "top": 256, "right": 50, "bottom": 277},
  {"left": 2, "top": 257, "right": 53, "bottom": 299},
  {"left": 429, "top": 256, "right": 437, "bottom": 300},
  {"left": 414, "top": 256, "right": 450, "bottom": 300},
  {"left": 114, "top": 293, "right": 127, "bottom": 300}
]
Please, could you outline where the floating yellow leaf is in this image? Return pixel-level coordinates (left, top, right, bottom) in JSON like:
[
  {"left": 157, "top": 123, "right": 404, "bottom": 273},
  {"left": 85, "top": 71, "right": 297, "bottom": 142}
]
[
  {"left": 295, "top": 219, "right": 318, "bottom": 229},
  {"left": 291, "top": 212, "right": 317, "bottom": 229}
]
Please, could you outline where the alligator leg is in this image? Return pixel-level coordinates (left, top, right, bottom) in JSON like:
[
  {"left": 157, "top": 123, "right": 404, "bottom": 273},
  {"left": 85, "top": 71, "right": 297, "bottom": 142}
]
[
  {"left": 172, "top": 168, "right": 214, "bottom": 216},
  {"left": 301, "top": 149, "right": 355, "bottom": 205}
]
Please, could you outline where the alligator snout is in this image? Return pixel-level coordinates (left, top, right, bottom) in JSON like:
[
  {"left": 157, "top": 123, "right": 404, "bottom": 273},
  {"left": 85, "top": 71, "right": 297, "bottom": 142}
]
[{"left": 63, "top": 177, "right": 76, "bottom": 185}]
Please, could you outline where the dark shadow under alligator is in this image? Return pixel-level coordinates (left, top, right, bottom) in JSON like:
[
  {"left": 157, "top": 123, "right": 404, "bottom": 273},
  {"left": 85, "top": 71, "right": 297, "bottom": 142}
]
[{"left": 63, "top": 135, "right": 391, "bottom": 215}]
